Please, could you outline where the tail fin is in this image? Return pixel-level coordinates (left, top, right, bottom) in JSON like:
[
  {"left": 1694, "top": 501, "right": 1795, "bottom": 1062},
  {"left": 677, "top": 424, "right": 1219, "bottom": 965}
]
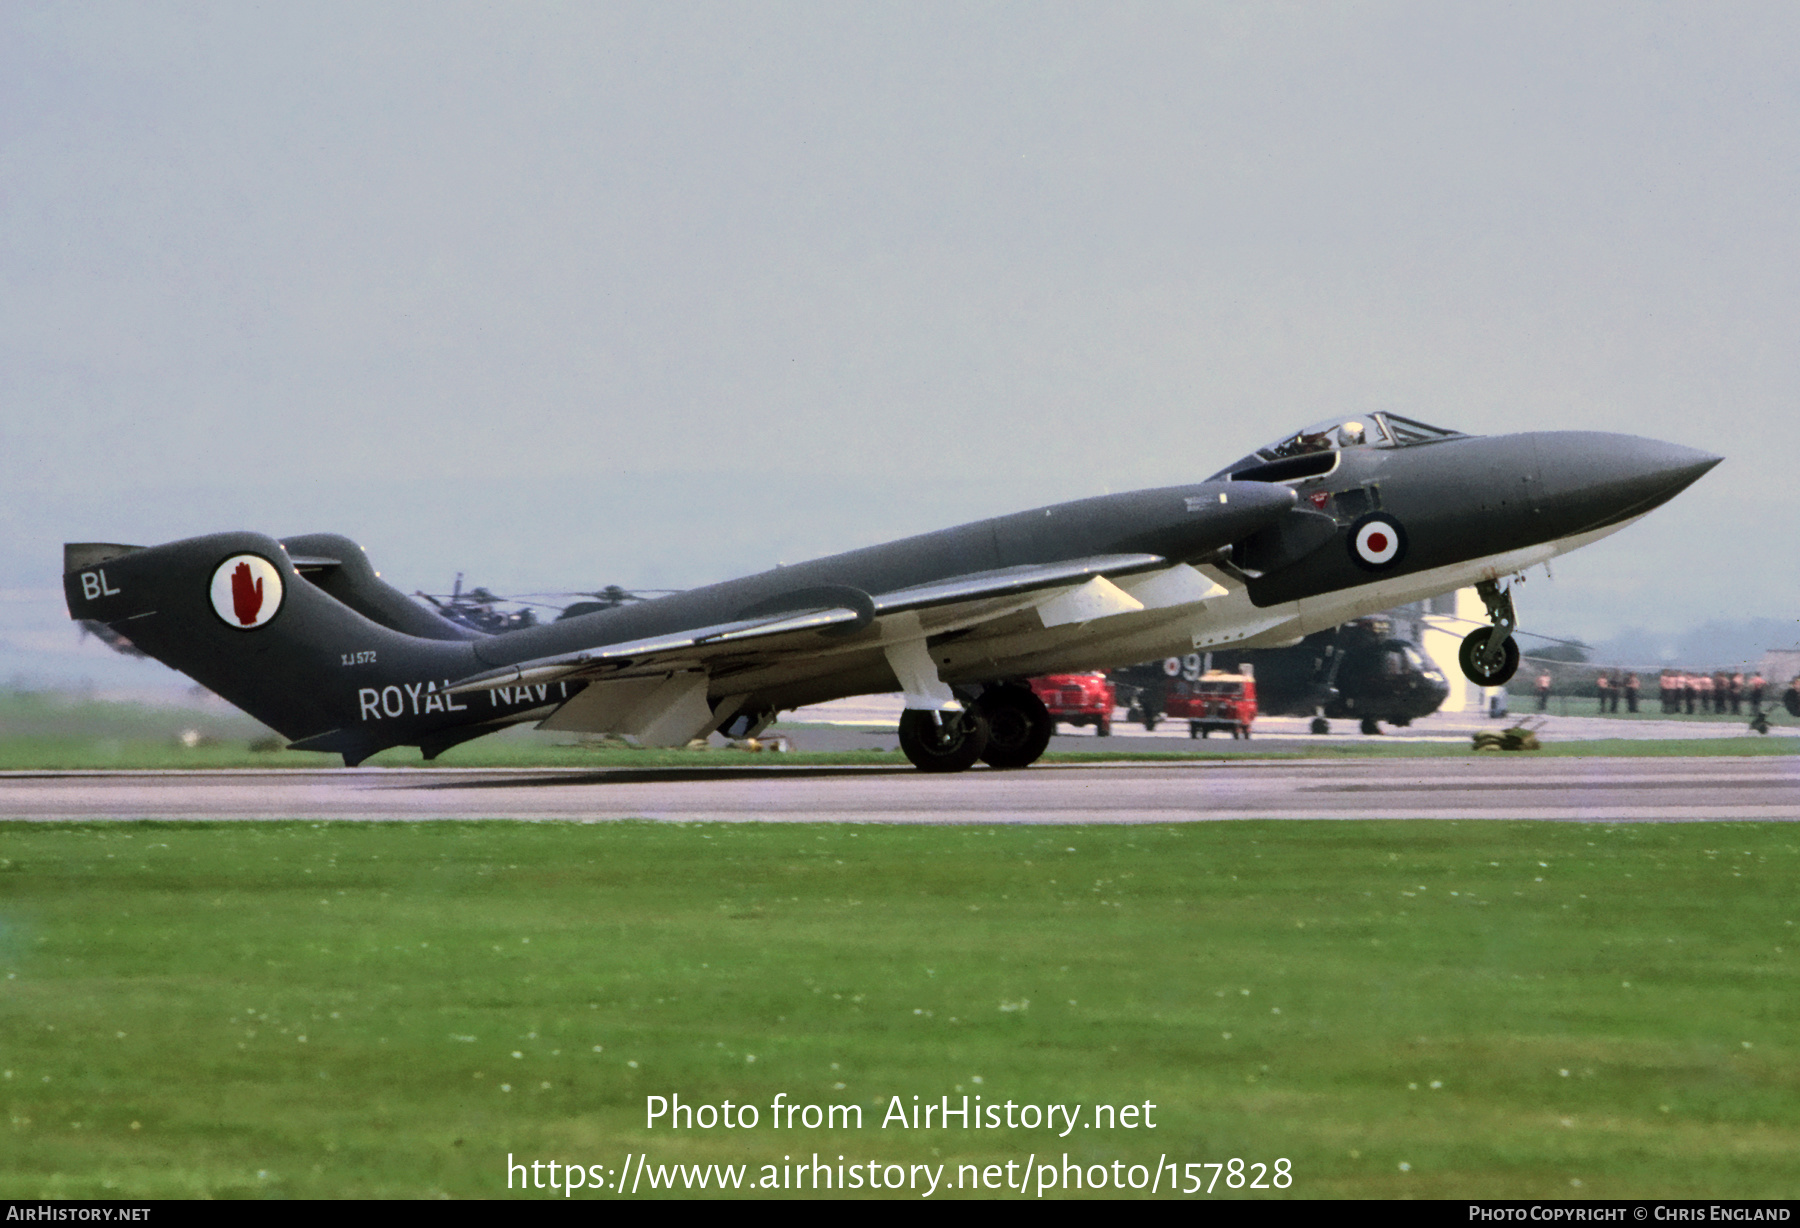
[{"left": 64, "top": 531, "right": 505, "bottom": 765}]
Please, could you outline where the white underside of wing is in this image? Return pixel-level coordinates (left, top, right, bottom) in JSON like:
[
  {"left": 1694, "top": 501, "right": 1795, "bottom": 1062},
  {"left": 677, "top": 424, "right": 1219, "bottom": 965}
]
[
  {"left": 534, "top": 672, "right": 716, "bottom": 746},
  {"left": 1035, "top": 575, "right": 1146, "bottom": 628},
  {"left": 1117, "top": 563, "right": 1228, "bottom": 609}
]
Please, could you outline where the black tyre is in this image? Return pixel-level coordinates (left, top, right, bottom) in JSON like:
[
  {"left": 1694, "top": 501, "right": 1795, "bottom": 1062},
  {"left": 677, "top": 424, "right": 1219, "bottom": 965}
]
[
  {"left": 1097, "top": 716, "right": 1112, "bottom": 737},
  {"left": 1143, "top": 716, "right": 1158, "bottom": 732},
  {"left": 1785, "top": 688, "right": 1800, "bottom": 719},
  {"left": 973, "top": 686, "right": 1054, "bottom": 770},
  {"left": 1310, "top": 717, "right": 1330, "bottom": 735},
  {"left": 1189, "top": 722, "right": 1201, "bottom": 739},
  {"left": 898, "top": 709, "right": 991, "bottom": 773},
  {"left": 1360, "top": 717, "right": 1382, "bottom": 736},
  {"left": 1458, "top": 629, "right": 1521, "bottom": 687}
]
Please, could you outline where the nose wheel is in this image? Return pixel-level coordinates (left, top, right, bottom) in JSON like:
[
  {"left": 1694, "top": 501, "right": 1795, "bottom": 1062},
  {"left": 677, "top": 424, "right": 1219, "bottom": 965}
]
[
  {"left": 1459, "top": 629, "right": 1520, "bottom": 685},
  {"left": 1459, "top": 579, "right": 1521, "bottom": 686}
]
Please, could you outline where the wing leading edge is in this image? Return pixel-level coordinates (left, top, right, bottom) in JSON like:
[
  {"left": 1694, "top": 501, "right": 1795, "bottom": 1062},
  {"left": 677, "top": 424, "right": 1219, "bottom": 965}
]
[
  {"left": 443, "top": 551, "right": 1170, "bottom": 698},
  {"left": 443, "top": 479, "right": 1299, "bottom": 745}
]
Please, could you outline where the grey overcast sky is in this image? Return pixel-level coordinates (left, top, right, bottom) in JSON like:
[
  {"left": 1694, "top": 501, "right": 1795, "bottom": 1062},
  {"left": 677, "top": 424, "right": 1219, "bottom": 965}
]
[{"left": 4, "top": 2, "right": 1797, "bottom": 688}]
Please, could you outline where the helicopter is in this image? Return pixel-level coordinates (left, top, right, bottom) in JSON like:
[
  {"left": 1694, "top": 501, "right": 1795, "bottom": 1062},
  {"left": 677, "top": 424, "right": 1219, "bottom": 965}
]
[
  {"left": 1114, "top": 614, "right": 1450, "bottom": 735},
  {"left": 414, "top": 577, "right": 678, "bottom": 635}
]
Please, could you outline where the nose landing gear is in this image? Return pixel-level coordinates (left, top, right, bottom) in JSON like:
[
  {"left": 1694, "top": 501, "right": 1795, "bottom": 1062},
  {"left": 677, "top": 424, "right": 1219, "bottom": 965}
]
[{"left": 1458, "top": 578, "right": 1522, "bottom": 686}]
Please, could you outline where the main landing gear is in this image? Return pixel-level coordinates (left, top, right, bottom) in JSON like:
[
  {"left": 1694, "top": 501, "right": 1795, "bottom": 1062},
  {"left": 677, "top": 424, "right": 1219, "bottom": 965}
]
[
  {"left": 973, "top": 684, "right": 1055, "bottom": 769},
  {"left": 897, "top": 708, "right": 991, "bottom": 773},
  {"left": 1458, "top": 578, "right": 1521, "bottom": 687},
  {"left": 895, "top": 685, "right": 1056, "bottom": 772}
]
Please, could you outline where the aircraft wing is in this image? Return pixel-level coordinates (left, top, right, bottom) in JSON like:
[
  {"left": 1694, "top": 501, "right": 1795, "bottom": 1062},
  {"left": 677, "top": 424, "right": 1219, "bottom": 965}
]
[{"left": 444, "top": 551, "right": 1170, "bottom": 696}]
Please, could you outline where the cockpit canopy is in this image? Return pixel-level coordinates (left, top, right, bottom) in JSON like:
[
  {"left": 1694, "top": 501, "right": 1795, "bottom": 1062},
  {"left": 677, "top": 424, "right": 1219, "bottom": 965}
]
[{"left": 1210, "top": 413, "right": 1467, "bottom": 483}]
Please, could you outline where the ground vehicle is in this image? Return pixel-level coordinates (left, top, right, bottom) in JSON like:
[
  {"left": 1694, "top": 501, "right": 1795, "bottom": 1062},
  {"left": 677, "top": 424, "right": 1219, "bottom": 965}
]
[
  {"left": 1162, "top": 670, "right": 1256, "bottom": 738},
  {"left": 1029, "top": 673, "right": 1116, "bottom": 735}
]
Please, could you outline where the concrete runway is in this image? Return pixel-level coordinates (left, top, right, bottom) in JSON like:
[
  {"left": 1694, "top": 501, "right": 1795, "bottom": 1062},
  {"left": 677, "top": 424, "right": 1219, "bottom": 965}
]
[
  {"left": 5, "top": 755, "right": 1799, "bottom": 822},
  {"left": 783, "top": 694, "right": 1800, "bottom": 751}
]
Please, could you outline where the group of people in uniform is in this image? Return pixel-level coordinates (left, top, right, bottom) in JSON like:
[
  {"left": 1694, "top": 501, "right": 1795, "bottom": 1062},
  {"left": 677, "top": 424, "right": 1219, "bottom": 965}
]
[
  {"left": 1654, "top": 670, "right": 1766, "bottom": 715},
  {"left": 1532, "top": 669, "right": 1772, "bottom": 715}
]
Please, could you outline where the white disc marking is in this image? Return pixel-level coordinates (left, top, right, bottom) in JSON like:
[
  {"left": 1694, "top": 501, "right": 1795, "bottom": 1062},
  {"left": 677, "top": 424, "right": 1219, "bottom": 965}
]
[
  {"left": 210, "top": 554, "right": 284, "bottom": 629},
  {"left": 1353, "top": 517, "right": 1402, "bottom": 567}
]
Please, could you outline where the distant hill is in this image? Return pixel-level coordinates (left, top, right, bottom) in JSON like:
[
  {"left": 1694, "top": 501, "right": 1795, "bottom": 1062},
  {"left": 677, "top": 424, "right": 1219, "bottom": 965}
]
[{"left": 1585, "top": 619, "right": 1800, "bottom": 670}]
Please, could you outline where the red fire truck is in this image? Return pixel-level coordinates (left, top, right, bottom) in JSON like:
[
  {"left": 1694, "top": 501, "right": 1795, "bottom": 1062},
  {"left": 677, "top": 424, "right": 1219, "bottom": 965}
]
[
  {"left": 1163, "top": 671, "right": 1258, "bottom": 739},
  {"left": 1028, "top": 673, "right": 1117, "bottom": 736}
]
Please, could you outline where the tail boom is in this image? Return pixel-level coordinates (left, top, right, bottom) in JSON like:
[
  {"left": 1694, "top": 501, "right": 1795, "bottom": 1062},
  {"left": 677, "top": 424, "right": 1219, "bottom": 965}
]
[{"left": 63, "top": 531, "right": 553, "bottom": 765}]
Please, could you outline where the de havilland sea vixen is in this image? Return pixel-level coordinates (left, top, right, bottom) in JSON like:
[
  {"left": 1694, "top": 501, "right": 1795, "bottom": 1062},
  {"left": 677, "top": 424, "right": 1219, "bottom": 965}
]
[{"left": 64, "top": 415, "right": 1717, "bottom": 772}]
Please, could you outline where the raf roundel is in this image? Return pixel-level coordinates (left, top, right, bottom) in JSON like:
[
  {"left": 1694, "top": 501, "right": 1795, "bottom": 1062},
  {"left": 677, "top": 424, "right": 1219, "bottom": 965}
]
[
  {"left": 1348, "top": 513, "right": 1408, "bottom": 571},
  {"left": 209, "top": 554, "right": 285, "bottom": 629}
]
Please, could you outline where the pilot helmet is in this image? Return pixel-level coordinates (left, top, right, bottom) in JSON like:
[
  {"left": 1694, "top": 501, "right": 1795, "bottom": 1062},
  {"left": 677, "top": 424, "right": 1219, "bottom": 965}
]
[{"left": 1336, "top": 421, "right": 1366, "bottom": 447}]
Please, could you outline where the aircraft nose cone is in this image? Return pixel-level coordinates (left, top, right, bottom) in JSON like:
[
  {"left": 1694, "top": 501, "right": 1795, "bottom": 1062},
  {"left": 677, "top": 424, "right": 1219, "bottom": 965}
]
[
  {"left": 1615, "top": 436, "right": 1721, "bottom": 491},
  {"left": 1532, "top": 433, "right": 1720, "bottom": 532}
]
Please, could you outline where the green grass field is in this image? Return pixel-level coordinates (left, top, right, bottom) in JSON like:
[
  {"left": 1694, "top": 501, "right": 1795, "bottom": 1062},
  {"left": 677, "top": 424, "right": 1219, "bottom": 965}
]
[{"left": 2, "top": 819, "right": 1796, "bottom": 1199}]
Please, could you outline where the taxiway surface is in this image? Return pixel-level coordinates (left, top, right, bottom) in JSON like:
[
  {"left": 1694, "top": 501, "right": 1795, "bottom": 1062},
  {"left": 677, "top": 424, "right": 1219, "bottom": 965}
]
[{"left": 5, "top": 756, "right": 1799, "bottom": 823}]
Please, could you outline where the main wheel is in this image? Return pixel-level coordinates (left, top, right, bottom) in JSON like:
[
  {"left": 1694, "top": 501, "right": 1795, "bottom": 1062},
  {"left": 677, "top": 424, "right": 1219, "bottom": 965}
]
[
  {"left": 1360, "top": 717, "right": 1382, "bottom": 736},
  {"left": 973, "top": 686, "right": 1054, "bottom": 769},
  {"left": 1310, "top": 717, "right": 1330, "bottom": 735},
  {"left": 1458, "top": 628, "right": 1521, "bottom": 686},
  {"left": 1142, "top": 715, "right": 1159, "bottom": 732},
  {"left": 898, "top": 709, "right": 991, "bottom": 773},
  {"left": 1097, "top": 715, "right": 1112, "bottom": 737}
]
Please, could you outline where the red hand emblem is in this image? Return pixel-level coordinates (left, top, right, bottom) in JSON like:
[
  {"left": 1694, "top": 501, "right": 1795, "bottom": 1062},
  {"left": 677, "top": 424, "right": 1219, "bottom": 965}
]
[{"left": 230, "top": 561, "right": 264, "bottom": 625}]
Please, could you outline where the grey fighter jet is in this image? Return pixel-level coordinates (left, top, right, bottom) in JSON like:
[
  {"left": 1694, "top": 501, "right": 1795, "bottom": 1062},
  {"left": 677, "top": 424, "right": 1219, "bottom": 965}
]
[{"left": 64, "top": 414, "right": 1716, "bottom": 771}]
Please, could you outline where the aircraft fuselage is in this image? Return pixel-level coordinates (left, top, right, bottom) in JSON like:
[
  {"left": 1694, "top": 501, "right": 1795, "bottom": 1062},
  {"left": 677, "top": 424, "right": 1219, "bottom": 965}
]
[{"left": 64, "top": 421, "right": 1718, "bottom": 768}]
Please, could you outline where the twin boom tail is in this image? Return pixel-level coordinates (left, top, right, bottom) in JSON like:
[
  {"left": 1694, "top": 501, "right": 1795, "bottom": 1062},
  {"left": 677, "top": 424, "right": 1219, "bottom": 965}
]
[{"left": 63, "top": 532, "right": 567, "bottom": 766}]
